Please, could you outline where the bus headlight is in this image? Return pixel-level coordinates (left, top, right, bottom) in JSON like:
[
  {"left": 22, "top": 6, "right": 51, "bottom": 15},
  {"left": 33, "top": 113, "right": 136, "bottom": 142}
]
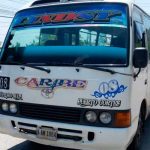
[
  {"left": 9, "top": 103, "right": 17, "bottom": 113},
  {"left": 2, "top": 103, "right": 9, "bottom": 112},
  {"left": 99, "top": 112, "right": 112, "bottom": 124},
  {"left": 85, "top": 111, "right": 97, "bottom": 123}
]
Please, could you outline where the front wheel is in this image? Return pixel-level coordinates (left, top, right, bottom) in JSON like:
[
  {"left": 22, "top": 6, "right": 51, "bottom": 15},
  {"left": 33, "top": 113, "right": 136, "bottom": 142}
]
[{"left": 127, "top": 111, "right": 144, "bottom": 150}]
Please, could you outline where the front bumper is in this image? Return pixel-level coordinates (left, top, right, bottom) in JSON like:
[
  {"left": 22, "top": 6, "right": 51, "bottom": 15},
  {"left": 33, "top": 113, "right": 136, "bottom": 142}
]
[{"left": 0, "top": 114, "right": 134, "bottom": 150}]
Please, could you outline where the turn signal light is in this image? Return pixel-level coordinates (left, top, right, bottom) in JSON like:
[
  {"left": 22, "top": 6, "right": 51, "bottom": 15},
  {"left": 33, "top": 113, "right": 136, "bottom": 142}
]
[{"left": 114, "top": 111, "right": 131, "bottom": 128}]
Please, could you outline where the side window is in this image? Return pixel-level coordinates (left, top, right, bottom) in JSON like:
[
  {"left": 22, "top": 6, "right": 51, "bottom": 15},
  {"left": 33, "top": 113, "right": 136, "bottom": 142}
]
[
  {"left": 40, "top": 28, "right": 58, "bottom": 46},
  {"left": 98, "top": 33, "right": 112, "bottom": 46},
  {"left": 79, "top": 29, "right": 97, "bottom": 46},
  {"left": 146, "top": 29, "right": 150, "bottom": 57},
  {"left": 134, "top": 22, "right": 146, "bottom": 48}
]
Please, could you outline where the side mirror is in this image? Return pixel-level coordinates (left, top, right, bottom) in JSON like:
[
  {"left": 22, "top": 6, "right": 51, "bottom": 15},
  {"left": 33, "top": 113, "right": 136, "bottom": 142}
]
[{"left": 133, "top": 48, "right": 148, "bottom": 68}]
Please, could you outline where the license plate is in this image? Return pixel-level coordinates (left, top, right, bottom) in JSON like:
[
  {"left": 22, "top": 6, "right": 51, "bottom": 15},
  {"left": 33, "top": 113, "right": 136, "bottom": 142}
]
[{"left": 37, "top": 127, "right": 58, "bottom": 141}]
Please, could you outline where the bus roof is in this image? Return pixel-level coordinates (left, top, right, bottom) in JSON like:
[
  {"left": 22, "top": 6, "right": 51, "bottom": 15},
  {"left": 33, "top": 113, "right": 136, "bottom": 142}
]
[
  {"left": 22, "top": 0, "right": 135, "bottom": 9},
  {"left": 20, "top": 0, "right": 150, "bottom": 18}
]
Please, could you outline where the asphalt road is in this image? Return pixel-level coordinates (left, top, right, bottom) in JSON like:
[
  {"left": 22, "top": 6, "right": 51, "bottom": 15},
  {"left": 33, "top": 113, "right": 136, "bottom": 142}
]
[{"left": 0, "top": 117, "right": 150, "bottom": 150}]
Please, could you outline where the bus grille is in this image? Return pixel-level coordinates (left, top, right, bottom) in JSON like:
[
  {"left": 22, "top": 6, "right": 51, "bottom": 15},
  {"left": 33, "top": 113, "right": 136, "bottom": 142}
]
[{"left": 19, "top": 103, "right": 81, "bottom": 123}]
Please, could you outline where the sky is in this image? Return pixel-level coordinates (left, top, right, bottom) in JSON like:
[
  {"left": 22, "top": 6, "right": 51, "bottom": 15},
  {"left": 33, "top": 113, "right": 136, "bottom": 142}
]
[
  {"left": 0, "top": 0, "right": 150, "bottom": 46},
  {"left": 135, "top": 0, "right": 150, "bottom": 14},
  {"left": 0, "top": 0, "right": 31, "bottom": 46}
]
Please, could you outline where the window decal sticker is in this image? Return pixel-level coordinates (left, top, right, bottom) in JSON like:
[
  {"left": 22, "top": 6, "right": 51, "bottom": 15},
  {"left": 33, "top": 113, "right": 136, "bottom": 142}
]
[
  {"left": 77, "top": 98, "right": 121, "bottom": 108},
  {"left": 92, "top": 80, "right": 127, "bottom": 99},
  {"left": 0, "top": 92, "right": 23, "bottom": 101},
  {"left": 15, "top": 77, "right": 87, "bottom": 98},
  {"left": 14, "top": 10, "right": 122, "bottom": 27}
]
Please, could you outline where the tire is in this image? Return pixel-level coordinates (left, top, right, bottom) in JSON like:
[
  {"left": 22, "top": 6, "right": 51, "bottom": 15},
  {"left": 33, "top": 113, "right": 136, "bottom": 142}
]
[{"left": 127, "top": 110, "right": 144, "bottom": 150}]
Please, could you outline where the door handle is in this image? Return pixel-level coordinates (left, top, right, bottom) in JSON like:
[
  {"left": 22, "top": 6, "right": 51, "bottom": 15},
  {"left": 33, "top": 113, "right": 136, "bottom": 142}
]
[{"left": 145, "top": 79, "right": 147, "bottom": 85}]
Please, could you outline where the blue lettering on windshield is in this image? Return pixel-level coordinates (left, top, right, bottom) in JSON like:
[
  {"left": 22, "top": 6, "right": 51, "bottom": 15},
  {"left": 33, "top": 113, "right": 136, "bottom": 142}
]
[
  {"left": 14, "top": 10, "right": 122, "bottom": 27},
  {"left": 92, "top": 80, "right": 127, "bottom": 99},
  {"left": 12, "top": 3, "right": 127, "bottom": 28}
]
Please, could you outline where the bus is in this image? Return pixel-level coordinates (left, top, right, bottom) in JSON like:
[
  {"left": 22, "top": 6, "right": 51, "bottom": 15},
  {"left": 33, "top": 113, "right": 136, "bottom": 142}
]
[{"left": 0, "top": 0, "right": 150, "bottom": 150}]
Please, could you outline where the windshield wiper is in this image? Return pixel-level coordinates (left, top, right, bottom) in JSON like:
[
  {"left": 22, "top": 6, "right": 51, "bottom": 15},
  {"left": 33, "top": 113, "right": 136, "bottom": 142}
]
[
  {"left": 73, "top": 56, "right": 132, "bottom": 76},
  {"left": 78, "top": 64, "right": 116, "bottom": 74},
  {"left": 46, "top": 62, "right": 127, "bottom": 75},
  {"left": 72, "top": 56, "right": 116, "bottom": 74},
  {"left": 4, "top": 61, "right": 51, "bottom": 73},
  {"left": 72, "top": 56, "right": 114, "bottom": 74},
  {"left": 77, "top": 64, "right": 132, "bottom": 76}
]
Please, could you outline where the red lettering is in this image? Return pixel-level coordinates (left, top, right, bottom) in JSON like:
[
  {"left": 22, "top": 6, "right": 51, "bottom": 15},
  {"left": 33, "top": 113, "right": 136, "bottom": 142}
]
[
  {"left": 53, "top": 14, "right": 67, "bottom": 22},
  {"left": 15, "top": 77, "right": 28, "bottom": 86},
  {"left": 42, "top": 14, "right": 56, "bottom": 23},
  {"left": 27, "top": 78, "right": 39, "bottom": 88},
  {"left": 42, "top": 15, "right": 51, "bottom": 23},
  {"left": 63, "top": 13, "right": 77, "bottom": 22}
]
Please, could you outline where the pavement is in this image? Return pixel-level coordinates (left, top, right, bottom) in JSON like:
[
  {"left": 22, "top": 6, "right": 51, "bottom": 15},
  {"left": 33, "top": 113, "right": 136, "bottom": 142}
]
[{"left": 0, "top": 117, "right": 150, "bottom": 150}]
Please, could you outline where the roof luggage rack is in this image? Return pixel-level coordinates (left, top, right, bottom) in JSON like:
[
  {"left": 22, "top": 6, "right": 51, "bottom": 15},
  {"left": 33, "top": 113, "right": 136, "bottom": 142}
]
[{"left": 31, "top": 0, "right": 72, "bottom": 6}]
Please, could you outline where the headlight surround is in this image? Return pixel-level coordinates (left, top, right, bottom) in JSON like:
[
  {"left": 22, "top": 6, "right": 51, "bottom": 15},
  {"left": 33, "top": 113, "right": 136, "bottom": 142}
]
[
  {"left": 2, "top": 103, "right": 9, "bottom": 112},
  {"left": 85, "top": 111, "right": 97, "bottom": 123},
  {"left": 99, "top": 112, "right": 112, "bottom": 124},
  {"left": 9, "top": 103, "right": 17, "bottom": 113}
]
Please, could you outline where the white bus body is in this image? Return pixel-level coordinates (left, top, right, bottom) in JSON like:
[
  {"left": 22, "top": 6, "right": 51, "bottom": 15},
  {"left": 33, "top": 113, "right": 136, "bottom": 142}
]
[{"left": 0, "top": 0, "right": 150, "bottom": 150}]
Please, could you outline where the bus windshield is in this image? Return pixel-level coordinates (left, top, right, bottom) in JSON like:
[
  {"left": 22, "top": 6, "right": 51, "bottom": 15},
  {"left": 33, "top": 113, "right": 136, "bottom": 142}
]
[{"left": 1, "top": 3, "right": 129, "bottom": 66}]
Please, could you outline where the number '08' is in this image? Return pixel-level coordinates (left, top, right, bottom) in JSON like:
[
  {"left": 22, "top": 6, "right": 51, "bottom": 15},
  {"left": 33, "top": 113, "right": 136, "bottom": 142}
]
[{"left": 0, "top": 78, "right": 8, "bottom": 89}]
